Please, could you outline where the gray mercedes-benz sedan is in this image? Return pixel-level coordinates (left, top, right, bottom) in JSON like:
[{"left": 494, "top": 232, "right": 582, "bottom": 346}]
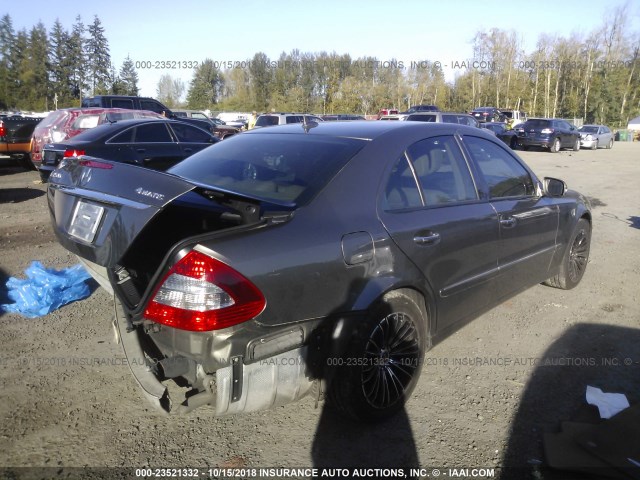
[{"left": 48, "top": 121, "right": 591, "bottom": 422}]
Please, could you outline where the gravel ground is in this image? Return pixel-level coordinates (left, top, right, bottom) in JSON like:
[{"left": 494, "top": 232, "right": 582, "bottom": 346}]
[{"left": 0, "top": 143, "right": 639, "bottom": 480}]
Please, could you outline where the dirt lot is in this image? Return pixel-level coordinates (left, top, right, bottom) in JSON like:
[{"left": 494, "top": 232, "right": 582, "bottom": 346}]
[{"left": 0, "top": 143, "right": 639, "bottom": 480}]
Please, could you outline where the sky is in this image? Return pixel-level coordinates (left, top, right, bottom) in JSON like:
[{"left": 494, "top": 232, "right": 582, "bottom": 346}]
[{"left": 3, "top": 0, "right": 640, "bottom": 99}]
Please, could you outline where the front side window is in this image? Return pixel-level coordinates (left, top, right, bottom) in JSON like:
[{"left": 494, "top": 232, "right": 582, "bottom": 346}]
[
  {"left": 140, "top": 100, "right": 165, "bottom": 114},
  {"left": 464, "top": 136, "right": 535, "bottom": 198},
  {"left": 170, "top": 123, "right": 212, "bottom": 143}
]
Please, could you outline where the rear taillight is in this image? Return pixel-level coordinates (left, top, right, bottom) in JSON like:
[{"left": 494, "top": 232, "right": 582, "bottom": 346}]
[
  {"left": 144, "top": 250, "right": 265, "bottom": 331},
  {"left": 78, "top": 159, "right": 113, "bottom": 169},
  {"left": 63, "top": 149, "right": 86, "bottom": 158},
  {"left": 0, "top": 122, "right": 5, "bottom": 137}
]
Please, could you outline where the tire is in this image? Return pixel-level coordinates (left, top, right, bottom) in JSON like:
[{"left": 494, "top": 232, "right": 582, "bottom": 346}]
[
  {"left": 522, "top": 145, "right": 530, "bottom": 151},
  {"left": 591, "top": 140, "right": 598, "bottom": 150},
  {"left": 573, "top": 138, "right": 580, "bottom": 151},
  {"left": 328, "top": 290, "right": 427, "bottom": 422},
  {"left": 509, "top": 136, "right": 518, "bottom": 149},
  {"left": 550, "top": 137, "right": 561, "bottom": 153},
  {"left": 544, "top": 218, "right": 591, "bottom": 290},
  {"left": 38, "top": 169, "right": 50, "bottom": 183},
  {"left": 607, "top": 139, "right": 613, "bottom": 149}
]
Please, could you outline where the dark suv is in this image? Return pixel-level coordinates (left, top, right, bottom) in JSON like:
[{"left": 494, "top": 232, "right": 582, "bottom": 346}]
[
  {"left": 81, "top": 96, "right": 215, "bottom": 134},
  {"left": 405, "top": 104, "right": 440, "bottom": 113},
  {"left": 515, "top": 118, "right": 581, "bottom": 153}
]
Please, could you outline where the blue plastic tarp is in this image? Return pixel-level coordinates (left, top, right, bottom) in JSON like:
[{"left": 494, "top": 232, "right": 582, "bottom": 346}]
[{"left": 1, "top": 262, "right": 92, "bottom": 318}]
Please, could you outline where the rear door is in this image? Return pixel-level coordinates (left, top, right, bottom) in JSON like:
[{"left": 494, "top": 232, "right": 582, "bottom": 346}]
[
  {"left": 378, "top": 134, "right": 500, "bottom": 331},
  {"left": 116, "top": 122, "right": 183, "bottom": 170},
  {"left": 462, "top": 135, "right": 559, "bottom": 298}
]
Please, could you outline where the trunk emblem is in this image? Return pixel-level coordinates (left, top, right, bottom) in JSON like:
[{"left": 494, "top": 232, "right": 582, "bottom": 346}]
[{"left": 135, "top": 187, "right": 165, "bottom": 201}]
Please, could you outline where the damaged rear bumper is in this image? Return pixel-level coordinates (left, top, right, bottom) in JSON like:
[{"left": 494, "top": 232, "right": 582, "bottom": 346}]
[{"left": 113, "top": 297, "right": 316, "bottom": 416}]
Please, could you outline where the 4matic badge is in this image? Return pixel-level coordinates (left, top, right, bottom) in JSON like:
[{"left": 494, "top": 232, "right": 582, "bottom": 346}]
[{"left": 135, "top": 187, "right": 165, "bottom": 201}]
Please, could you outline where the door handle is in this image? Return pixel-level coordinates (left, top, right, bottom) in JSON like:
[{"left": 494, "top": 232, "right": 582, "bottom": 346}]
[
  {"left": 413, "top": 232, "right": 441, "bottom": 246},
  {"left": 500, "top": 217, "right": 517, "bottom": 228},
  {"left": 183, "top": 148, "right": 193, "bottom": 154},
  {"left": 136, "top": 148, "right": 146, "bottom": 153}
]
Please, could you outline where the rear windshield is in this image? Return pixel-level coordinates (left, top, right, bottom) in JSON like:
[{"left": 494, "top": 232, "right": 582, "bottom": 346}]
[
  {"left": 255, "top": 116, "right": 280, "bottom": 127},
  {"left": 522, "top": 119, "right": 551, "bottom": 128},
  {"left": 72, "top": 114, "right": 100, "bottom": 130},
  {"left": 579, "top": 126, "right": 598, "bottom": 133},
  {"left": 407, "top": 114, "right": 437, "bottom": 122},
  {"left": 37, "top": 110, "right": 68, "bottom": 128},
  {"left": 168, "top": 133, "right": 367, "bottom": 206}
]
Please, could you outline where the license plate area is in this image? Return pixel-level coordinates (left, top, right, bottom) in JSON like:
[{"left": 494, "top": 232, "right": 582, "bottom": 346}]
[{"left": 69, "top": 200, "right": 105, "bottom": 243}]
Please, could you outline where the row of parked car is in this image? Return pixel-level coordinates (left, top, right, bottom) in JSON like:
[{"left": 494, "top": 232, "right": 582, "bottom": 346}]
[
  {"left": 1, "top": 96, "right": 616, "bottom": 186},
  {"left": 377, "top": 106, "right": 614, "bottom": 154}
]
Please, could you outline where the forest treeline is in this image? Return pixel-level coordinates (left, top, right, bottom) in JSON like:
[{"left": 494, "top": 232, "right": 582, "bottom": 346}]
[{"left": 1, "top": 9, "right": 638, "bottom": 126}]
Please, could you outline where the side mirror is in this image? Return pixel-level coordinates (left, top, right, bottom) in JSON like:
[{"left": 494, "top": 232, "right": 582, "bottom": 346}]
[{"left": 544, "top": 177, "right": 567, "bottom": 197}]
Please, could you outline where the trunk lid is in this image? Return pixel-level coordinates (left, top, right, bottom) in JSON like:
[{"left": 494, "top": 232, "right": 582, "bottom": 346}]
[{"left": 48, "top": 156, "right": 197, "bottom": 268}]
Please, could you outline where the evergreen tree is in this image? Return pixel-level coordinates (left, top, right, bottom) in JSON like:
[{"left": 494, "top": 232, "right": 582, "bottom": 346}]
[
  {"left": 248, "top": 52, "right": 272, "bottom": 111},
  {"left": 22, "top": 22, "right": 50, "bottom": 110},
  {"left": 68, "top": 15, "right": 87, "bottom": 99},
  {"left": 7, "top": 29, "right": 28, "bottom": 109},
  {"left": 186, "top": 59, "right": 221, "bottom": 108},
  {"left": 49, "top": 19, "right": 72, "bottom": 108},
  {"left": 119, "top": 55, "right": 139, "bottom": 95},
  {"left": 85, "top": 15, "right": 111, "bottom": 95},
  {"left": 0, "top": 14, "right": 15, "bottom": 109}
]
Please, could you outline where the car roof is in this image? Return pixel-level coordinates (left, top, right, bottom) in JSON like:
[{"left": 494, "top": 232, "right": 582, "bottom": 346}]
[
  {"left": 58, "top": 118, "right": 196, "bottom": 142},
  {"left": 242, "top": 119, "right": 486, "bottom": 140},
  {"left": 408, "top": 112, "right": 472, "bottom": 116}
]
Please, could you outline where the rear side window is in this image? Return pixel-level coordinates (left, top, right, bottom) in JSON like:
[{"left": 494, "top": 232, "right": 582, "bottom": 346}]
[
  {"left": 109, "top": 128, "right": 134, "bottom": 143},
  {"left": 134, "top": 123, "right": 173, "bottom": 143},
  {"left": 286, "top": 116, "right": 302, "bottom": 124},
  {"left": 407, "top": 114, "right": 437, "bottom": 122},
  {"left": 169, "top": 133, "right": 366, "bottom": 205},
  {"left": 255, "top": 116, "right": 279, "bottom": 127},
  {"left": 112, "top": 99, "right": 134, "bottom": 109},
  {"left": 383, "top": 155, "right": 423, "bottom": 210},
  {"left": 464, "top": 136, "right": 535, "bottom": 198},
  {"left": 406, "top": 136, "right": 478, "bottom": 206}
]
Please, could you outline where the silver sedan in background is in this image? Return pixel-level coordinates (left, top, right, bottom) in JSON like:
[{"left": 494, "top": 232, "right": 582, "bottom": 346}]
[{"left": 579, "top": 124, "right": 614, "bottom": 149}]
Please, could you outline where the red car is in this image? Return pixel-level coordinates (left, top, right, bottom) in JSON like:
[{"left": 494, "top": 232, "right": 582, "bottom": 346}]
[{"left": 31, "top": 108, "right": 162, "bottom": 168}]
